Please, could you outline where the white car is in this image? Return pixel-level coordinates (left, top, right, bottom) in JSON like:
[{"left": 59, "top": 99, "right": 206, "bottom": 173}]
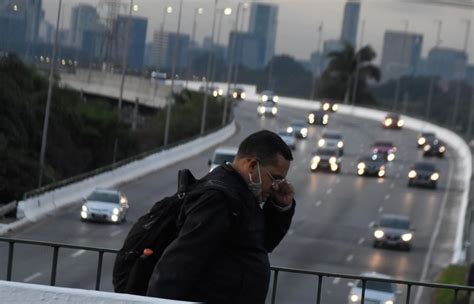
[
  {"left": 278, "top": 130, "right": 296, "bottom": 150},
  {"left": 257, "top": 101, "right": 278, "bottom": 117},
  {"left": 208, "top": 147, "right": 238, "bottom": 171},
  {"left": 80, "top": 189, "right": 129, "bottom": 223},
  {"left": 260, "top": 90, "right": 279, "bottom": 103},
  {"left": 318, "top": 131, "right": 344, "bottom": 155},
  {"left": 348, "top": 272, "right": 399, "bottom": 304}
]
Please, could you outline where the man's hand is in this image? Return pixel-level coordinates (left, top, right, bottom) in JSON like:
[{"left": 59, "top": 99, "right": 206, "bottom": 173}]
[{"left": 270, "top": 180, "right": 294, "bottom": 207}]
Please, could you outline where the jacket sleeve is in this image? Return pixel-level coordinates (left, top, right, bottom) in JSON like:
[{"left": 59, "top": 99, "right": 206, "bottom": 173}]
[
  {"left": 262, "top": 199, "right": 295, "bottom": 252},
  {"left": 147, "top": 190, "right": 231, "bottom": 300}
]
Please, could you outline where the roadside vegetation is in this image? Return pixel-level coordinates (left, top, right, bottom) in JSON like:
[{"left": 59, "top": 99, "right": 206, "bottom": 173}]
[
  {"left": 434, "top": 264, "right": 468, "bottom": 304},
  {"left": 0, "top": 55, "right": 225, "bottom": 204}
]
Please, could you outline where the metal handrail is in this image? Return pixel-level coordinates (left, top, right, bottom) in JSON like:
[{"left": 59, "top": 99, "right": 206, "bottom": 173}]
[{"left": 1, "top": 237, "right": 473, "bottom": 303}]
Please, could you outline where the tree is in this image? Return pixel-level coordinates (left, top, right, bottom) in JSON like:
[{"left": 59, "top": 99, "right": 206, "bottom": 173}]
[{"left": 320, "top": 43, "right": 380, "bottom": 105}]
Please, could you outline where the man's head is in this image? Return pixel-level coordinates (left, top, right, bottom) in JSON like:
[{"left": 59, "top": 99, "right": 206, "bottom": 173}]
[{"left": 233, "top": 130, "right": 293, "bottom": 201}]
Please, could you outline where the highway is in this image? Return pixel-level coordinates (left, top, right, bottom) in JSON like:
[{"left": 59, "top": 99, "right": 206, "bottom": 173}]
[{"left": 0, "top": 100, "right": 463, "bottom": 303}]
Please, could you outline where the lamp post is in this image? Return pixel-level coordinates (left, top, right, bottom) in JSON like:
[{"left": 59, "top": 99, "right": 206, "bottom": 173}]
[
  {"left": 38, "top": 0, "right": 62, "bottom": 187},
  {"left": 310, "top": 22, "right": 323, "bottom": 101},
  {"left": 231, "top": 2, "right": 249, "bottom": 91},
  {"left": 210, "top": 7, "right": 232, "bottom": 90},
  {"left": 163, "top": 0, "right": 183, "bottom": 147},
  {"left": 156, "top": 5, "right": 173, "bottom": 74},
  {"left": 185, "top": 7, "right": 203, "bottom": 89},
  {"left": 425, "top": 20, "right": 442, "bottom": 122},
  {"left": 393, "top": 19, "right": 409, "bottom": 112},
  {"left": 351, "top": 19, "right": 365, "bottom": 107},
  {"left": 200, "top": 0, "right": 219, "bottom": 135}
]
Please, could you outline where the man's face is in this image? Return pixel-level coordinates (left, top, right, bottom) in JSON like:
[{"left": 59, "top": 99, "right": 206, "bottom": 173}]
[{"left": 251, "top": 154, "right": 290, "bottom": 201}]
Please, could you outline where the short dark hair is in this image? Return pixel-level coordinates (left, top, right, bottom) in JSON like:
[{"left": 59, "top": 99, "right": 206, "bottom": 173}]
[{"left": 236, "top": 130, "right": 293, "bottom": 165}]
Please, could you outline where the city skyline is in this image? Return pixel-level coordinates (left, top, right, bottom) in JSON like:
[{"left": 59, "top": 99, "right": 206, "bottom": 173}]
[{"left": 41, "top": 0, "right": 474, "bottom": 65}]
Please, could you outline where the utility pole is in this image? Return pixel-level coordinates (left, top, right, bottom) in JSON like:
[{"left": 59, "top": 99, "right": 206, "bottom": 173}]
[
  {"left": 351, "top": 19, "right": 365, "bottom": 106},
  {"left": 393, "top": 20, "right": 409, "bottom": 111},
  {"left": 185, "top": 7, "right": 203, "bottom": 89},
  {"left": 425, "top": 20, "right": 442, "bottom": 121},
  {"left": 310, "top": 22, "right": 323, "bottom": 101}
]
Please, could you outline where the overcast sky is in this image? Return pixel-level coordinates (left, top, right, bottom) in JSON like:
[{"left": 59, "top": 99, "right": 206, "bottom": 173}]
[{"left": 43, "top": 0, "right": 474, "bottom": 64}]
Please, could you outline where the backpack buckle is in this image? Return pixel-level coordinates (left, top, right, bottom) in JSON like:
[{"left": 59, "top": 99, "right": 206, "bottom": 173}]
[{"left": 177, "top": 192, "right": 186, "bottom": 199}]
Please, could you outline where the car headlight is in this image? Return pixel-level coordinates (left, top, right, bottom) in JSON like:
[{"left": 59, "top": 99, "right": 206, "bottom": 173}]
[
  {"left": 82, "top": 205, "right": 88, "bottom": 212},
  {"left": 308, "top": 113, "right": 315, "bottom": 120},
  {"left": 337, "top": 141, "right": 344, "bottom": 148},
  {"left": 233, "top": 92, "right": 237, "bottom": 98},
  {"left": 113, "top": 208, "right": 120, "bottom": 215},
  {"left": 301, "top": 128, "right": 308, "bottom": 136},
  {"left": 213, "top": 91, "right": 218, "bottom": 97},
  {"left": 387, "top": 153, "right": 395, "bottom": 161},
  {"left": 431, "top": 172, "right": 440, "bottom": 181},
  {"left": 330, "top": 164, "right": 339, "bottom": 172},
  {"left": 332, "top": 104, "right": 338, "bottom": 111},
  {"left": 323, "top": 114, "right": 329, "bottom": 121},
  {"left": 384, "top": 118, "right": 392, "bottom": 126},
  {"left": 329, "top": 156, "right": 337, "bottom": 164},
  {"left": 408, "top": 170, "right": 417, "bottom": 178},
  {"left": 402, "top": 233, "right": 413, "bottom": 242},
  {"left": 272, "top": 107, "right": 278, "bottom": 114},
  {"left": 358, "top": 162, "right": 366, "bottom": 170},
  {"left": 262, "top": 95, "right": 268, "bottom": 102},
  {"left": 418, "top": 137, "right": 426, "bottom": 145},
  {"left": 374, "top": 230, "right": 384, "bottom": 239},
  {"left": 258, "top": 106, "right": 265, "bottom": 114},
  {"left": 378, "top": 169, "right": 385, "bottom": 177},
  {"left": 397, "top": 119, "right": 405, "bottom": 127},
  {"left": 273, "top": 96, "right": 279, "bottom": 102},
  {"left": 241, "top": 92, "right": 246, "bottom": 99},
  {"left": 312, "top": 156, "right": 321, "bottom": 163},
  {"left": 439, "top": 146, "right": 446, "bottom": 153},
  {"left": 111, "top": 214, "right": 119, "bottom": 222},
  {"left": 80, "top": 211, "right": 88, "bottom": 219},
  {"left": 318, "top": 139, "right": 325, "bottom": 147},
  {"left": 424, "top": 145, "right": 431, "bottom": 151},
  {"left": 218, "top": 89, "right": 223, "bottom": 96},
  {"left": 385, "top": 301, "right": 394, "bottom": 304},
  {"left": 323, "top": 103, "right": 329, "bottom": 111},
  {"left": 350, "top": 294, "right": 359, "bottom": 302},
  {"left": 287, "top": 127, "right": 293, "bottom": 133}
]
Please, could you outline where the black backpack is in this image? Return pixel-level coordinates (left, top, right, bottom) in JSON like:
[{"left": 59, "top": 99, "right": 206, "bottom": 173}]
[{"left": 112, "top": 169, "right": 239, "bottom": 296}]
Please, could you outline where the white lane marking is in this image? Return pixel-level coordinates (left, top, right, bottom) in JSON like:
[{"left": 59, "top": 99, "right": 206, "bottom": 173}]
[
  {"left": 336, "top": 178, "right": 341, "bottom": 184},
  {"left": 326, "top": 188, "right": 333, "bottom": 195},
  {"left": 390, "top": 183, "right": 395, "bottom": 189},
  {"left": 358, "top": 238, "right": 365, "bottom": 245},
  {"left": 384, "top": 194, "right": 390, "bottom": 200},
  {"left": 415, "top": 158, "right": 454, "bottom": 303},
  {"left": 346, "top": 254, "right": 354, "bottom": 262},
  {"left": 288, "top": 229, "right": 294, "bottom": 235},
  {"left": 71, "top": 249, "right": 86, "bottom": 258},
  {"left": 316, "top": 200, "right": 322, "bottom": 207},
  {"left": 110, "top": 229, "right": 123, "bottom": 237},
  {"left": 368, "top": 221, "right": 375, "bottom": 228},
  {"left": 378, "top": 206, "right": 384, "bottom": 213},
  {"left": 23, "top": 272, "right": 42, "bottom": 283},
  {"left": 333, "top": 277, "right": 340, "bottom": 285}
]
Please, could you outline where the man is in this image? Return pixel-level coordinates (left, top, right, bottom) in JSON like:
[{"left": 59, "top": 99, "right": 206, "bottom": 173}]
[{"left": 147, "top": 130, "right": 295, "bottom": 303}]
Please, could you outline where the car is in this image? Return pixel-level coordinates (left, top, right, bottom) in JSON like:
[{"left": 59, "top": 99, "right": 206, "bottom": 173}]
[
  {"left": 373, "top": 214, "right": 414, "bottom": 250},
  {"left": 348, "top": 272, "right": 399, "bottom": 304},
  {"left": 260, "top": 90, "right": 279, "bottom": 103},
  {"left": 321, "top": 100, "right": 338, "bottom": 112},
  {"left": 232, "top": 87, "right": 246, "bottom": 100},
  {"left": 318, "top": 131, "right": 344, "bottom": 155},
  {"left": 80, "top": 188, "right": 129, "bottom": 223},
  {"left": 407, "top": 161, "right": 440, "bottom": 189},
  {"left": 287, "top": 120, "right": 308, "bottom": 139},
  {"left": 257, "top": 101, "right": 278, "bottom": 117},
  {"left": 417, "top": 131, "right": 436, "bottom": 148},
  {"left": 357, "top": 154, "right": 386, "bottom": 177},
  {"left": 310, "top": 147, "right": 341, "bottom": 173},
  {"left": 370, "top": 141, "right": 397, "bottom": 162},
  {"left": 278, "top": 130, "right": 296, "bottom": 150},
  {"left": 422, "top": 138, "right": 446, "bottom": 158},
  {"left": 383, "top": 112, "right": 404, "bottom": 129},
  {"left": 307, "top": 110, "right": 329, "bottom": 126},
  {"left": 208, "top": 146, "right": 238, "bottom": 171},
  {"left": 199, "top": 85, "right": 224, "bottom": 97}
]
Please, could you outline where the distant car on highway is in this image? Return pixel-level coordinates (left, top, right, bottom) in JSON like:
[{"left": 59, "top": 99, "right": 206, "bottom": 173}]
[
  {"left": 383, "top": 112, "right": 404, "bottom": 129},
  {"left": 422, "top": 138, "right": 446, "bottom": 158},
  {"left": 310, "top": 147, "right": 341, "bottom": 173},
  {"left": 407, "top": 161, "right": 439, "bottom": 189},
  {"left": 208, "top": 146, "right": 238, "bottom": 171},
  {"left": 287, "top": 120, "right": 308, "bottom": 139},
  {"left": 80, "top": 188, "right": 129, "bottom": 223},
  {"left": 260, "top": 90, "right": 279, "bottom": 103},
  {"left": 318, "top": 131, "right": 344, "bottom": 155},
  {"left": 278, "top": 130, "right": 296, "bottom": 150},
  {"left": 373, "top": 214, "right": 414, "bottom": 251},
  {"left": 199, "top": 85, "right": 223, "bottom": 97},
  {"left": 321, "top": 100, "right": 338, "bottom": 112},
  {"left": 232, "top": 87, "right": 246, "bottom": 100},
  {"left": 348, "top": 272, "right": 399, "bottom": 304},
  {"left": 257, "top": 101, "right": 278, "bottom": 117},
  {"left": 417, "top": 131, "right": 436, "bottom": 148},
  {"left": 307, "top": 109, "right": 329, "bottom": 126},
  {"left": 357, "top": 154, "right": 386, "bottom": 177},
  {"left": 370, "top": 141, "right": 396, "bottom": 162}
]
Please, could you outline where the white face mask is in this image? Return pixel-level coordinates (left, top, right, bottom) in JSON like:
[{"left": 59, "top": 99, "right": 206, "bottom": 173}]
[{"left": 248, "top": 162, "right": 263, "bottom": 201}]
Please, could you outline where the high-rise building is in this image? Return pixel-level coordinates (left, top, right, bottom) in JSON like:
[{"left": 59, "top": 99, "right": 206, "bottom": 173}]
[
  {"left": 321, "top": 39, "right": 344, "bottom": 70},
  {"left": 249, "top": 2, "right": 278, "bottom": 69},
  {"left": 151, "top": 31, "right": 190, "bottom": 71},
  {"left": 70, "top": 4, "right": 99, "bottom": 49},
  {"left": 115, "top": 15, "right": 148, "bottom": 70},
  {"left": 340, "top": 0, "right": 360, "bottom": 48},
  {"left": 427, "top": 47, "right": 467, "bottom": 80},
  {"left": 228, "top": 31, "right": 259, "bottom": 69},
  {"left": 380, "top": 30, "right": 423, "bottom": 80}
]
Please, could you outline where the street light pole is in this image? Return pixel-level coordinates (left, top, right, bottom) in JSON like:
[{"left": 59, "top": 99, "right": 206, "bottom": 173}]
[
  {"left": 210, "top": 8, "right": 232, "bottom": 90},
  {"left": 156, "top": 6, "right": 172, "bottom": 74},
  {"left": 231, "top": 2, "right": 249, "bottom": 92},
  {"left": 310, "top": 22, "right": 323, "bottom": 101},
  {"left": 351, "top": 19, "right": 365, "bottom": 107},
  {"left": 393, "top": 20, "right": 409, "bottom": 111},
  {"left": 185, "top": 7, "right": 203, "bottom": 89},
  {"left": 38, "top": 0, "right": 62, "bottom": 187},
  {"left": 200, "top": 0, "right": 219, "bottom": 135},
  {"left": 163, "top": 0, "right": 183, "bottom": 147},
  {"left": 450, "top": 19, "right": 471, "bottom": 130},
  {"left": 425, "top": 20, "right": 442, "bottom": 122}
]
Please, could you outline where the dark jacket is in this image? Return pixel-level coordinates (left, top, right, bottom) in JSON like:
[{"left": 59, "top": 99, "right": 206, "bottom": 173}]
[{"left": 147, "top": 163, "right": 295, "bottom": 303}]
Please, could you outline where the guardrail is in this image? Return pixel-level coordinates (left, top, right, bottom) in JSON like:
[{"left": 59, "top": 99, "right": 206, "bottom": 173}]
[
  {"left": 0, "top": 201, "right": 16, "bottom": 218},
  {"left": 1, "top": 237, "right": 473, "bottom": 303}
]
